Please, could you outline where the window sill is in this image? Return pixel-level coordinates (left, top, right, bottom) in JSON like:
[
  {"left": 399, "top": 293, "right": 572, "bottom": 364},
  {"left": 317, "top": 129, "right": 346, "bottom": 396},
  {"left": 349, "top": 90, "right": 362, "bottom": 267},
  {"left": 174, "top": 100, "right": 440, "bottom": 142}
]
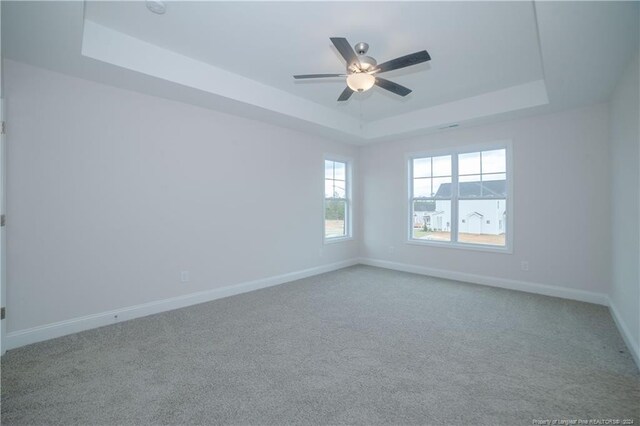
[
  {"left": 406, "top": 239, "right": 512, "bottom": 254},
  {"left": 324, "top": 236, "right": 354, "bottom": 245}
]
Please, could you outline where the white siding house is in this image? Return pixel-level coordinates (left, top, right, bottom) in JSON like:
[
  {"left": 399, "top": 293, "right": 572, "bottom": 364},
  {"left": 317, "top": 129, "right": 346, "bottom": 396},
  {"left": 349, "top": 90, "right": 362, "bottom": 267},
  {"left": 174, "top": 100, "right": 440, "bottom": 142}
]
[{"left": 413, "top": 180, "right": 507, "bottom": 235}]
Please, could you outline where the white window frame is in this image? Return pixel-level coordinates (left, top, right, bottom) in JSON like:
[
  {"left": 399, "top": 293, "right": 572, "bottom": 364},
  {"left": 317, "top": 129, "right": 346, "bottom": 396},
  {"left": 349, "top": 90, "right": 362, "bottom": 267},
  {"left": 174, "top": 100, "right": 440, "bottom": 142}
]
[
  {"left": 324, "top": 155, "right": 353, "bottom": 244},
  {"left": 406, "top": 141, "right": 513, "bottom": 254}
]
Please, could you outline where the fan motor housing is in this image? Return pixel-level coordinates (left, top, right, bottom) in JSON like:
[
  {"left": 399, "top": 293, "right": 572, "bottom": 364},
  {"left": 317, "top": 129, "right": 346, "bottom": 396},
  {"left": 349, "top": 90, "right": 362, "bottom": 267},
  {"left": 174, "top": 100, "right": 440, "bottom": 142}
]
[{"left": 348, "top": 55, "right": 377, "bottom": 73}]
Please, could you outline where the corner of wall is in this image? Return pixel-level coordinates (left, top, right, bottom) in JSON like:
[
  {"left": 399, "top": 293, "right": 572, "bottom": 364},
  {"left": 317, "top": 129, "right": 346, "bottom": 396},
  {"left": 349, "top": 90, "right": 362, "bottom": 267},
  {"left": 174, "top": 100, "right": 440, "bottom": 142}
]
[{"left": 608, "top": 297, "right": 640, "bottom": 369}]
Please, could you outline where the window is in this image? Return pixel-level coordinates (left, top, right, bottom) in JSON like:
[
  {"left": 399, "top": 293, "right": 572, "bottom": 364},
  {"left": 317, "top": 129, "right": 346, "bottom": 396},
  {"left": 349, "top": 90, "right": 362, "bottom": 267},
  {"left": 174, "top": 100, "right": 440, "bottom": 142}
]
[
  {"left": 411, "top": 155, "right": 452, "bottom": 241},
  {"left": 325, "top": 159, "right": 351, "bottom": 240},
  {"left": 409, "top": 145, "right": 510, "bottom": 250}
]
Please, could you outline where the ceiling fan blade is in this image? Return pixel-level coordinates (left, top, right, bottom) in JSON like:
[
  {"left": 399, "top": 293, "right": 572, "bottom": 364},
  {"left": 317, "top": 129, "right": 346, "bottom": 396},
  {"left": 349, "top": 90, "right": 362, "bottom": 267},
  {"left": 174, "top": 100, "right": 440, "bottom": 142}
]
[
  {"left": 330, "top": 37, "right": 360, "bottom": 68},
  {"left": 337, "top": 86, "right": 354, "bottom": 102},
  {"left": 375, "top": 50, "right": 431, "bottom": 74},
  {"left": 375, "top": 77, "right": 412, "bottom": 97},
  {"left": 293, "top": 73, "right": 345, "bottom": 79}
]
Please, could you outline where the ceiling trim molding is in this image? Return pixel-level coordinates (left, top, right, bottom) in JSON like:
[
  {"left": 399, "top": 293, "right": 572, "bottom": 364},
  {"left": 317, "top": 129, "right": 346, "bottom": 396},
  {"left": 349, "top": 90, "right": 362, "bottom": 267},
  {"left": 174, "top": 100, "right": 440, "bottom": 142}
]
[
  {"left": 4, "top": 1, "right": 636, "bottom": 145},
  {"left": 81, "top": 19, "right": 549, "bottom": 143},
  {"left": 364, "top": 79, "right": 549, "bottom": 140},
  {"left": 81, "top": 20, "right": 364, "bottom": 138}
]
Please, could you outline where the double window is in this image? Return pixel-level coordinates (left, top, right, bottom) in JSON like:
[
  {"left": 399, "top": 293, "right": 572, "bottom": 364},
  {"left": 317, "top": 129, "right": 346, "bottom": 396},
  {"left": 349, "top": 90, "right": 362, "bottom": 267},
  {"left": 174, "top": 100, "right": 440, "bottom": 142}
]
[
  {"left": 409, "top": 145, "right": 511, "bottom": 250},
  {"left": 324, "top": 159, "right": 351, "bottom": 241}
]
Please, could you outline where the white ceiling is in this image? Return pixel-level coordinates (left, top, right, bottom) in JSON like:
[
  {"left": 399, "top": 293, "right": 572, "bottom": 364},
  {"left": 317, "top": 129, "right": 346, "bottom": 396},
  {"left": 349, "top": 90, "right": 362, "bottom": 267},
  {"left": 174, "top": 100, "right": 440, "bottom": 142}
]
[
  {"left": 2, "top": 1, "right": 639, "bottom": 144},
  {"left": 84, "top": 1, "right": 544, "bottom": 121}
]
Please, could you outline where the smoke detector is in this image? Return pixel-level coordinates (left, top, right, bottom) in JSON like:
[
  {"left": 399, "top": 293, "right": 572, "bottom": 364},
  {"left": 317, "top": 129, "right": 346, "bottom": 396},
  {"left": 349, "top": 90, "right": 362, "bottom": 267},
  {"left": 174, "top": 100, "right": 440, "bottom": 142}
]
[{"left": 146, "top": 1, "right": 166, "bottom": 14}]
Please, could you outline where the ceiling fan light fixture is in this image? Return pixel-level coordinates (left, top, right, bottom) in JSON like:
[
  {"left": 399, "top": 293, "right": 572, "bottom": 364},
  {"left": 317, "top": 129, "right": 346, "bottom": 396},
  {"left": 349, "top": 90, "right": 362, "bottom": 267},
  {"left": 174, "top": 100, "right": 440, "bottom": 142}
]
[
  {"left": 346, "top": 73, "right": 375, "bottom": 92},
  {"left": 293, "top": 37, "right": 431, "bottom": 101}
]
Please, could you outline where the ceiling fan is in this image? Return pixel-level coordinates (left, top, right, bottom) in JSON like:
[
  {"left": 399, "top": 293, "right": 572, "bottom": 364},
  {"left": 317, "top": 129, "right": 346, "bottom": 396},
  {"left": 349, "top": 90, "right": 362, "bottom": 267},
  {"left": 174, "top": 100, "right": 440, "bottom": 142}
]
[{"left": 294, "top": 37, "right": 431, "bottom": 102}]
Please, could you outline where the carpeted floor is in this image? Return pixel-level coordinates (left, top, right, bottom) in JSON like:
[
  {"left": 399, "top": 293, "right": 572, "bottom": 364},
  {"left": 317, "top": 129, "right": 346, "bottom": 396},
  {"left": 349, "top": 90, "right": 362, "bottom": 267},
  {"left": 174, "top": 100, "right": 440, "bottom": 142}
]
[{"left": 1, "top": 265, "right": 638, "bottom": 425}]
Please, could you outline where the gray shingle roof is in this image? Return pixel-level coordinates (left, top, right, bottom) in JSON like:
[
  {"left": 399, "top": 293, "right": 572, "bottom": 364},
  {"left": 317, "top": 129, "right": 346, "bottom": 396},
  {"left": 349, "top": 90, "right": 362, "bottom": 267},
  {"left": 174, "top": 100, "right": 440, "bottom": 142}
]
[{"left": 434, "top": 180, "right": 506, "bottom": 198}]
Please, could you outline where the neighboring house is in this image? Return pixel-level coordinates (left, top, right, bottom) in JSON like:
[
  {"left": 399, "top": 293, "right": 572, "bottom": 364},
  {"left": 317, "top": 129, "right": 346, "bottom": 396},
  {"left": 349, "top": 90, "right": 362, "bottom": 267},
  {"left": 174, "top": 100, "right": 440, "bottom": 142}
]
[{"left": 413, "top": 180, "right": 507, "bottom": 235}]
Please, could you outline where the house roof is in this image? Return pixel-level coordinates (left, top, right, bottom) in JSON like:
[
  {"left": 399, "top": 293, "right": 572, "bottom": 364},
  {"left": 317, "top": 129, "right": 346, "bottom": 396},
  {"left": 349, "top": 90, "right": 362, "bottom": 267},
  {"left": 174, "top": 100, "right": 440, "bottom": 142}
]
[
  {"left": 434, "top": 180, "right": 507, "bottom": 198},
  {"left": 467, "top": 211, "right": 484, "bottom": 217}
]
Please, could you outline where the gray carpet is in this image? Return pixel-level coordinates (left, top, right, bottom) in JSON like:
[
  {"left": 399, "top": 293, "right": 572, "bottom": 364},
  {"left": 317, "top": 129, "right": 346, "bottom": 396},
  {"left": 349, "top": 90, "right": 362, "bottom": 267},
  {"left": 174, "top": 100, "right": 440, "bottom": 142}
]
[{"left": 1, "top": 265, "right": 638, "bottom": 425}]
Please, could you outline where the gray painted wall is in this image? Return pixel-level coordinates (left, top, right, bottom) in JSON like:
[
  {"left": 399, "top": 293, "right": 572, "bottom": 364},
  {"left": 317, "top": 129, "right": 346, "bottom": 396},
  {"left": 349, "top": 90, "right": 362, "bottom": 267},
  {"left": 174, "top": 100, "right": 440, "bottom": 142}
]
[
  {"left": 4, "top": 60, "right": 359, "bottom": 333},
  {"left": 609, "top": 54, "right": 640, "bottom": 357},
  {"left": 359, "top": 104, "right": 611, "bottom": 295},
  {"left": 3, "top": 55, "right": 638, "bottom": 364}
]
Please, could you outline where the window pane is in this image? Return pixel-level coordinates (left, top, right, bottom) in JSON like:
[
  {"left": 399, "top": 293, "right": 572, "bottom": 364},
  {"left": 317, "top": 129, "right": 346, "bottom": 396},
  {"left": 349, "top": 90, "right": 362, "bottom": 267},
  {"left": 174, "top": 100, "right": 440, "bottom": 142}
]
[
  {"left": 325, "top": 199, "right": 346, "bottom": 238},
  {"left": 458, "top": 199, "right": 506, "bottom": 246},
  {"left": 458, "top": 175, "right": 507, "bottom": 199},
  {"left": 413, "top": 199, "right": 436, "bottom": 215},
  {"left": 324, "top": 180, "right": 333, "bottom": 198},
  {"left": 432, "top": 155, "right": 451, "bottom": 177},
  {"left": 413, "top": 177, "right": 431, "bottom": 197},
  {"left": 324, "top": 160, "right": 334, "bottom": 179},
  {"left": 432, "top": 177, "right": 451, "bottom": 198},
  {"left": 459, "top": 152, "right": 481, "bottom": 175},
  {"left": 412, "top": 200, "right": 451, "bottom": 241},
  {"left": 482, "top": 178, "right": 507, "bottom": 199},
  {"left": 482, "top": 173, "right": 506, "bottom": 181},
  {"left": 413, "top": 158, "right": 431, "bottom": 178},
  {"left": 332, "top": 181, "right": 346, "bottom": 198},
  {"left": 458, "top": 175, "right": 481, "bottom": 198},
  {"left": 459, "top": 174, "right": 482, "bottom": 183},
  {"left": 334, "top": 161, "right": 346, "bottom": 180},
  {"left": 481, "top": 149, "right": 506, "bottom": 174}
]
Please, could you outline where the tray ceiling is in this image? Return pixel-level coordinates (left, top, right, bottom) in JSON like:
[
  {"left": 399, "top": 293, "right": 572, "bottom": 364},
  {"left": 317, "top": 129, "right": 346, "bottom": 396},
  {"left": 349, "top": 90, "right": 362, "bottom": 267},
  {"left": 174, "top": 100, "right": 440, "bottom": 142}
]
[{"left": 3, "top": 1, "right": 638, "bottom": 143}]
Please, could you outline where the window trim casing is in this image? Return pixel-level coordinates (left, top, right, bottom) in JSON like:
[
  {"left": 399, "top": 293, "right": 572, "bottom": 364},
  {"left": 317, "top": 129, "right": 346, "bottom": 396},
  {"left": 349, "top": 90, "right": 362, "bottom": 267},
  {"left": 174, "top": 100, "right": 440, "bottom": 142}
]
[
  {"left": 406, "top": 140, "right": 513, "bottom": 254},
  {"left": 323, "top": 155, "right": 353, "bottom": 244}
]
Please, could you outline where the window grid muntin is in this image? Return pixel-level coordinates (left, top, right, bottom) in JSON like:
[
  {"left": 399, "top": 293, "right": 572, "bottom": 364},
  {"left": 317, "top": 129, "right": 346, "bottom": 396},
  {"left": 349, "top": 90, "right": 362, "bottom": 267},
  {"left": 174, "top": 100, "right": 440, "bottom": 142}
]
[
  {"left": 458, "top": 149, "right": 506, "bottom": 199},
  {"left": 412, "top": 156, "right": 452, "bottom": 198}
]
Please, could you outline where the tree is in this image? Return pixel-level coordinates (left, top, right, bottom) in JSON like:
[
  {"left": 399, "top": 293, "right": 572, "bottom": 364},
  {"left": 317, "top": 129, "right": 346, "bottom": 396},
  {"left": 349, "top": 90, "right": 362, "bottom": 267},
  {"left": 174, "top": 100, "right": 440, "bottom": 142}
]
[{"left": 325, "top": 200, "right": 345, "bottom": 220}]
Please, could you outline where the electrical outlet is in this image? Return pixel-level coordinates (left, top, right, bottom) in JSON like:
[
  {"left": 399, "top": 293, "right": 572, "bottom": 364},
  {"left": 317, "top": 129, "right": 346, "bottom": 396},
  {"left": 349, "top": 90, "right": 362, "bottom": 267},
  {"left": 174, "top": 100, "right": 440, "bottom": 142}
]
[
  {"left": 180, "top": 271, "right": 190, "bottom": 283},
  {"left": 520, "top": 261, "right": 529, "bottom": 271}
]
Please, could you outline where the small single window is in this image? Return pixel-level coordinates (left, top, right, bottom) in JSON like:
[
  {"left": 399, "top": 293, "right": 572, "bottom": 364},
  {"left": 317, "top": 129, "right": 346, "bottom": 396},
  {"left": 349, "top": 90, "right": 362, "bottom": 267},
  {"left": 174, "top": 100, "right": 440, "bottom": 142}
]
[{"left": 325, "top": 159, "right": 351, "bottom": 240}]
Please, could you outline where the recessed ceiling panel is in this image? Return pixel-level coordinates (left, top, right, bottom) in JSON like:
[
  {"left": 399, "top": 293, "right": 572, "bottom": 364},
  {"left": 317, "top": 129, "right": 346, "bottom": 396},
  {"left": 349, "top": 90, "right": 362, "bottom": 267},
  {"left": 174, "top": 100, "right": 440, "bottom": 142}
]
[
  {"left": 4, "top": 1, "right": 637, "bottom": 143},
  {"left": 85, "top": 1, "right": 544, "bottom": 122}
]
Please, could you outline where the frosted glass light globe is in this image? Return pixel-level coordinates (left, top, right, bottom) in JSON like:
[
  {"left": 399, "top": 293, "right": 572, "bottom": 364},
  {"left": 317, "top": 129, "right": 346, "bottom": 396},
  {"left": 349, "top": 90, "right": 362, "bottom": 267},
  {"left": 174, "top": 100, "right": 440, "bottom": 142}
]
[{"left": 346, "top": 73, "right": 375, "bottom": 92}]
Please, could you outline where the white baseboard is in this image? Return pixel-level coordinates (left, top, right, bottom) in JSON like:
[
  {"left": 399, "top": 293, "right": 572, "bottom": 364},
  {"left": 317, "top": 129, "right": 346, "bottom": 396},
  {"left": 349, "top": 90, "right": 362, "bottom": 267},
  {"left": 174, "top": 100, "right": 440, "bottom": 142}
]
[
  {"left": 358, "top": 257, "right": 609, "bottom": 306},
  {"left": 607, "top": 298, "right": 640, "bottom": 369},
  {"left": 8, "top": 257, "right": 635, "bottom": 371},
  {"left": 4, "top": 258, "right": 358, "bottom": 351}
]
